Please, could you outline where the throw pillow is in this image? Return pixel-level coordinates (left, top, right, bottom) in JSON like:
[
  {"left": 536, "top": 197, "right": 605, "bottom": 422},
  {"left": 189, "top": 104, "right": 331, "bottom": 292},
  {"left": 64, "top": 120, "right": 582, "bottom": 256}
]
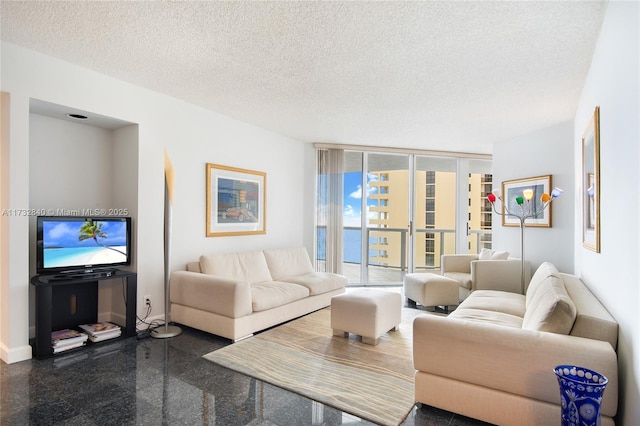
[
  {"left": 478, "top": 248, "right": 509, "bottom": 260},
  {"left": 522, "top": 274, "right": 577, "bottom": 334},
  {"left": 478, "top": 248, "right": 493, "bottom": 260},
  {"left": 526, "top": 262, "right": 560, "bottom": 309},
  {"left": 491, "top": 250, "right": 509, "bottom": 260}
]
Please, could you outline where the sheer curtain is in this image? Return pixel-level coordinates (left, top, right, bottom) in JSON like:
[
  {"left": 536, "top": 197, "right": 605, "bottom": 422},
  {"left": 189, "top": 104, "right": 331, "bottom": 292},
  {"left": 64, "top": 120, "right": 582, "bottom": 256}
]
[{"left": 316, "top": 148, "right": 344, "bottom": 274}]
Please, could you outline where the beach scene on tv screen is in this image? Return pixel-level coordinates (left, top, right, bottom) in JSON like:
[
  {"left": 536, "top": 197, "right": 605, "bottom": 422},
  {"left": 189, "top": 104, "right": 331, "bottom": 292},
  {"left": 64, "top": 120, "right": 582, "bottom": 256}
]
[{"left": 43, "top": 220, "right": 127, "bottom": 268}]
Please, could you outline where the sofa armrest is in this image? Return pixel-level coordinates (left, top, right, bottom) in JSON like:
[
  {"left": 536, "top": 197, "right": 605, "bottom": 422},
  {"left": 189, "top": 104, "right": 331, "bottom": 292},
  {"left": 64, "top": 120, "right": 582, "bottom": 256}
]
[
  {"left": 441, "top": 254, "right": 478, "bottom": 274},
  {"left": 413, "top": 315, "right": 618, "bottom": 416},
  {"left": 169, "top": 271, "right": 252, "bottom": 319},
  {"left": 471, "top": 259, "right": 531, "bottom": 294}
]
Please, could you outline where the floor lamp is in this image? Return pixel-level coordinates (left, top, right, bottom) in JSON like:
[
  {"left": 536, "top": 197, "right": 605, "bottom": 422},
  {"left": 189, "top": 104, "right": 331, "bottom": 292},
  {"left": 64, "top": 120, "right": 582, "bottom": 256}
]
[
  {"left": 152, "top": 151, "right": 182, "bottom": 339},
  {"left": 487, "top": 186, "right": 563, "bottom": 294}
]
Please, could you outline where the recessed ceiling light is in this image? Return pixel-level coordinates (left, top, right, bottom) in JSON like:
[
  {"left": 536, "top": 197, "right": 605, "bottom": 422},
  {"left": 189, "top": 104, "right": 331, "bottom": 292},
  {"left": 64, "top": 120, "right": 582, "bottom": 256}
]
[{"left": 66, "top": 113, "right": 88, "bottom": 120}]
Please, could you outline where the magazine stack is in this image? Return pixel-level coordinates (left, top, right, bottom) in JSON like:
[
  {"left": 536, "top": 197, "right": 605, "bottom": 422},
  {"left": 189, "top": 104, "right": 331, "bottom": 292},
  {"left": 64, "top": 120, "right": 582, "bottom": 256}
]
[
  {"left": 51, "top": 329, "right": 88, "bottom": 354},
  {"left": 79, "top": 322, "right": 122, "bottom": 343}
]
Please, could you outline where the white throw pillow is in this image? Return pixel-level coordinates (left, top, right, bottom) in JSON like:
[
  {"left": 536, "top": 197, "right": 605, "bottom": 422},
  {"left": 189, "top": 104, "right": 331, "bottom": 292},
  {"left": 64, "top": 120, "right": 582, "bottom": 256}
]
[
  {"left": 478, "top": 248, "right": 494, "bottom": 260},
  {"left": 491, "top": 250, "right": 509, "bottom": 260},
  {"left": 478, "top": 248, "right": 509, "bottom": 260}
]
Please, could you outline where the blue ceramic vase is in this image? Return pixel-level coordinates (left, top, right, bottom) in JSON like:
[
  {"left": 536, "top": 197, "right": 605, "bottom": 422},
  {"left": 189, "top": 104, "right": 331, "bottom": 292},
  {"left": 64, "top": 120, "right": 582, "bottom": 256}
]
[{"left": 554, "top": 365, "right": 608, "bottom": 426}]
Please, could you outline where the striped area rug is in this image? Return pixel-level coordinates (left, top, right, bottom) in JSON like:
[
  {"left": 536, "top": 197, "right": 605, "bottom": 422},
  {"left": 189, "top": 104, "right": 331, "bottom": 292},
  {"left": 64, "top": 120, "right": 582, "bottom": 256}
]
[{"left": 203, "top": 306, "right": 432, "bottom": 426}]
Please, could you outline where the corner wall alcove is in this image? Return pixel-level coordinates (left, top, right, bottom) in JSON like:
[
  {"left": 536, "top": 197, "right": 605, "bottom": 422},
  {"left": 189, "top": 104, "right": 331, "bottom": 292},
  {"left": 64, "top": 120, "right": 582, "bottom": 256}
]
[{"left": 28, "top": 99, "right": 139, "bottom": 337}]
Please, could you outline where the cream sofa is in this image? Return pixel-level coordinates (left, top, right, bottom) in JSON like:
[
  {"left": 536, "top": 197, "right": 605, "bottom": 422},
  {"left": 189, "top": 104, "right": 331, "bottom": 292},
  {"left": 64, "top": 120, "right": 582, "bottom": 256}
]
[
  {"left": 414, "top": 262, "right": 618, "bottom": 426},
  {"left": 169, "top": 247, "right": 347, "bottom": 341}
]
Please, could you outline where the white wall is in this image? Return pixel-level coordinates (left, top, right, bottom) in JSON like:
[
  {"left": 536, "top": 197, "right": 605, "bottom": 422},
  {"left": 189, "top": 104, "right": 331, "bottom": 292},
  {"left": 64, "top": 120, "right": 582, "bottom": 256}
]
[
  {"left": 492, "top": 120, "right": 574, "bottom": 273},
  {"left": 29, "top": 114, "right": 116, "bottom": 214},
  {"left": 573, "top": 1, "right": 640, "bottom": 424},
  {"left": 0, "top": 92, "right": 12, "bottom": 360},
  {"left": 0, "top": 42, "right": 314, "bottom": 363},
  {"left": 112, "top": 124, "right": 140, "bottom": 235},
  {"left": 0, "top": 92, "right": 31, "bottom": 363}
]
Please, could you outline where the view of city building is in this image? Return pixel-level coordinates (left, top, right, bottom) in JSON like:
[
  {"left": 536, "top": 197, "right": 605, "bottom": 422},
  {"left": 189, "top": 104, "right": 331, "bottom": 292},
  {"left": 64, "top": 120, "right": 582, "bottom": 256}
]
[{"left": 368, "top": 170, "right": 492, "bottom": 270}]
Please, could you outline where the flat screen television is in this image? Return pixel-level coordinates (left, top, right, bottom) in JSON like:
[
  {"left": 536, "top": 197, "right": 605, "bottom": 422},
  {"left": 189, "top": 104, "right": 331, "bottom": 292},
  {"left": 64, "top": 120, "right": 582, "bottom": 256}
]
[{"left": 36, "top": 216, "right": 132, "bottom": 276}]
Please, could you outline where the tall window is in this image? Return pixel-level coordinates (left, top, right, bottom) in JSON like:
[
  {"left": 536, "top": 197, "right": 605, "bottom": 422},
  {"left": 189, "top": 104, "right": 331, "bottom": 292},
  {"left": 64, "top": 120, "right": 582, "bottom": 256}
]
[{"left": 315, "top": 147, "right": 491, "bottom": 284}]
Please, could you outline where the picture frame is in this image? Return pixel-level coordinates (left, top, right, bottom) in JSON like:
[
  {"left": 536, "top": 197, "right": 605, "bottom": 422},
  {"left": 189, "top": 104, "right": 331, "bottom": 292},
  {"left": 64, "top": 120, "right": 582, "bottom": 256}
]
[
  {"left": 206, "top": 163, "right": 266, "bottom": 237},
  {"left": 501, "top": 175, "right": 553, "bottom": 227},
  {"left": 582, "top": 106, "right": 600, "bottom": 252},
  {"left": 587, "top": 173, "right": 596, "bottom": 229}
]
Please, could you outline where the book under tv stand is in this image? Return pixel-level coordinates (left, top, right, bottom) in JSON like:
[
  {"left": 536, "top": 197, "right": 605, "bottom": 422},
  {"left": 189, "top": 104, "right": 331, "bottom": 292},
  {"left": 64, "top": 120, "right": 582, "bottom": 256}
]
[{"left": 30, "top": 270, "right": 137, "bottom": 359}]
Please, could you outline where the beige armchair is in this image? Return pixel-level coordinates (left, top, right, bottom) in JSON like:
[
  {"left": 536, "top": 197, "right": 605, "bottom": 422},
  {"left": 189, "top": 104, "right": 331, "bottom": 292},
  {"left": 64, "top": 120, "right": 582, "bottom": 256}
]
[{"left": 441, "top": 253, "right": 531, "bottom": 301}]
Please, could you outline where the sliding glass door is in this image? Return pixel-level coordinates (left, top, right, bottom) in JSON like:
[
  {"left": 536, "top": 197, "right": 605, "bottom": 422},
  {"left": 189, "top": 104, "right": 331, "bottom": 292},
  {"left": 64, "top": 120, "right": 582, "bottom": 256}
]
[
  {"left": 364, "top": 153, "right": 410, "bottom": 284},
  {"left": 316, "top": 148, "right": 492, "bottom": 285},
  {"left": 339, "top": 151, "right": 411, "bottom": 284},
  {"left": 413, "top": 156, "right": 457, "bottom": 272}
]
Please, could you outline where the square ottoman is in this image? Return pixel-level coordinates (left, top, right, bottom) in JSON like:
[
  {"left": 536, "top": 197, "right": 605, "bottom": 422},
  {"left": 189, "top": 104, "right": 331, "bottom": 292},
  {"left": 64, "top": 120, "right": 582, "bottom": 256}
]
[
  {"left": 403, "top": 273, "right": 459, "bottom": 312},
  {"left": 331, "top": 289, "right": 401, "bottom": 345}
]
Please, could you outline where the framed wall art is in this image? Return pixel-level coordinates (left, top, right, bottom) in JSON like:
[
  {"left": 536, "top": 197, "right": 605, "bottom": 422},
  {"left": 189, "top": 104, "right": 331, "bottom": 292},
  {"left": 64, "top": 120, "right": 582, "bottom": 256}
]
[
  {"left": 206, "top": 163, "right": 266, "bottom": 237},
  {"left": 501, "top": 175, "right": 553, "bottom": 227},
  {"left": 582, "top": 106, "right": 600, "bottom": 252}
]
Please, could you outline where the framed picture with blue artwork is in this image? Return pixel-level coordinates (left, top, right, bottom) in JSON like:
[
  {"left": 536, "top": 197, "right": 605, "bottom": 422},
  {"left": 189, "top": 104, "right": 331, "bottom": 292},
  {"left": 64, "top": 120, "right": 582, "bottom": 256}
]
[
  {"left": 501, "top": 175, "right": 552, "bottom": 227},
  {"left": 206, "top": 163, "right": 266, "bottom": 237}
]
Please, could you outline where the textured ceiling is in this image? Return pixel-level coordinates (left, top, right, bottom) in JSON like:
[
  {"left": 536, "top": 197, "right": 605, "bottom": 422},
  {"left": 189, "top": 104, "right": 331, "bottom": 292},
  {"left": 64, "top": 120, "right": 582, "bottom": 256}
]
[{"left": 1, "top": 1, "right": 607, "bottom": 154}]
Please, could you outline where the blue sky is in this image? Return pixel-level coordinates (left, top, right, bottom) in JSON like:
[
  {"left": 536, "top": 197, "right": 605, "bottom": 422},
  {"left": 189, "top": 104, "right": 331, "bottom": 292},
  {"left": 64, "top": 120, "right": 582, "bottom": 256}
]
[
  {"left": 343, "top": 172, "right": 378, "bottom": 227},
  {"left": 43, "top": 220, "right": 127, "bottom": 248}
]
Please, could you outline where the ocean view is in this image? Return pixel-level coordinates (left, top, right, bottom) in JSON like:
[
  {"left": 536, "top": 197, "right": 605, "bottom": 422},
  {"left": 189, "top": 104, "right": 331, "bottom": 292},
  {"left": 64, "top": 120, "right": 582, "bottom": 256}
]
[
  {"left": 44, "top": 246, "right": 128, "bottom": 268},
  {"left": 317, "top": 228, "right": 376, "bottom": 263}
]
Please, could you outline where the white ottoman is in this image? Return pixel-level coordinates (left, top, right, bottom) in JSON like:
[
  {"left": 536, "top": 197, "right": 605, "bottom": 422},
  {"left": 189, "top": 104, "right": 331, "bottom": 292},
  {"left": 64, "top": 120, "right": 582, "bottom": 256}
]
[
  {"left": 331, "top": 290, "right": 402, "bottom": 345},
  {"left": 403, "top": 273, "right": 459, "bottom": 312}
]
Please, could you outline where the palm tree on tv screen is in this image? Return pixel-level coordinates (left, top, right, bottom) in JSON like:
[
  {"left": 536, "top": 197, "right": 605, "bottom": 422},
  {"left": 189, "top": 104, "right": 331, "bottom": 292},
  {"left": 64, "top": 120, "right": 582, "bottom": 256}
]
[{"left": 78, "top": 220, "right": 126, "bottom": 256}]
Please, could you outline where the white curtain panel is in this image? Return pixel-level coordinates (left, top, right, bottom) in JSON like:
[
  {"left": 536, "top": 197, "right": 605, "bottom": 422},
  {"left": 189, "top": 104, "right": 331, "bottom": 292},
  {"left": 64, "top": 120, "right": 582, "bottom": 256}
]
[{"left": 317, "top": 148, "right": 344, "bottom": 274}]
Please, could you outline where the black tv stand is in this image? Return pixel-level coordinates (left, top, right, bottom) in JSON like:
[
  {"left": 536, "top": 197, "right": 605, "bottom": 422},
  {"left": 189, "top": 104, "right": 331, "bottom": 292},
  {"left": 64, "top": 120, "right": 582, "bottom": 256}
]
[
  {"left": 48, "top": 269, "right": 117, "bottom": 282},
  {"left": 31, "top": 270, "right": 137, "bottom": 359}
]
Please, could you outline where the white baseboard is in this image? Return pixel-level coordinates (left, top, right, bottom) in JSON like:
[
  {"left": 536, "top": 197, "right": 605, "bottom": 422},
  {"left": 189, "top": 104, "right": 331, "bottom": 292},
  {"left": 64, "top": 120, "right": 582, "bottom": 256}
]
[{"left": 0, "top": 341, "right": 33, "bottom": 364}]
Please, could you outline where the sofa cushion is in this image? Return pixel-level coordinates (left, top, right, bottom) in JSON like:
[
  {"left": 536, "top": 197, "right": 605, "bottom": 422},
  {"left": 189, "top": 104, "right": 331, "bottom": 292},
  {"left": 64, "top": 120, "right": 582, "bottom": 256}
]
[
  {"left": 449, "top": 308, "right": 523, "bottom": 328},
  {"left": 525, "top": 261, "right": 560, "bottom": 310},
  {"left": 199, "top": 251, "right": 273, "bottom": 284},
  {"left": 522, "top": 275, "right": 577, "bottom": 334},
  {"left": 278, "top": 272, "right": 347, "bottom": 295},
  {"left": 263, "top": 247, "right": 314, "bottom": 280},
  {"left": 458, "top": 290, "right": 526, "bottom": 317},
  {"left": 250, "top": 281, "right": 310, "bottom": 312}
]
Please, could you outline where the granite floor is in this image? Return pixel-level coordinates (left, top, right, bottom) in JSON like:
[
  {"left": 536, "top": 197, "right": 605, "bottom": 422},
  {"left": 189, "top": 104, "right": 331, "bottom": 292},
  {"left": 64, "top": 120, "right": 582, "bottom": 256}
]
[{"left": 1, "top": 318, "right": 490, "bottom": 426}]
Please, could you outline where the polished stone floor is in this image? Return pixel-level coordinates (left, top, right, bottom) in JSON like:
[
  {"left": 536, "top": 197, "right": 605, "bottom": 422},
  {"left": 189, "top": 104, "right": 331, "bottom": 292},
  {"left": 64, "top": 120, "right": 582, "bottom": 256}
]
[{"left": 1, "top": 321, "right": 489, "bottom": 425}]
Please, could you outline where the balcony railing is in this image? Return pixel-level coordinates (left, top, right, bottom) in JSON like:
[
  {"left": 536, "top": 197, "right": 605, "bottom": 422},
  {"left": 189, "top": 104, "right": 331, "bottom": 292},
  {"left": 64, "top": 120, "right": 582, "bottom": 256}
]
[
  {"left": 317, "top": 226, "right": 492, "bottom": 284},
  {"left": 319, "top": 226, "right": 491, "bottom": 264}
]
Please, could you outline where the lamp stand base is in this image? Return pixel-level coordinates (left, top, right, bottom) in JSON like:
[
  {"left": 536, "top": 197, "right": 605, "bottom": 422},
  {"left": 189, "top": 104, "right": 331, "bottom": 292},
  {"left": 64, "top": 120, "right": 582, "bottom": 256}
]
[{"left": 151, "top": 325, "right": 183, "bottom": 339}]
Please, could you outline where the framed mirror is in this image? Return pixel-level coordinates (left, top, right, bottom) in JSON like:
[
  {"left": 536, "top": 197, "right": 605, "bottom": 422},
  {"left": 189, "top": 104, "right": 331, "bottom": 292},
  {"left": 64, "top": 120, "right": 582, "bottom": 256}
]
[{"left": 582, "top": 106, "right": 600, "bottom": 252}]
